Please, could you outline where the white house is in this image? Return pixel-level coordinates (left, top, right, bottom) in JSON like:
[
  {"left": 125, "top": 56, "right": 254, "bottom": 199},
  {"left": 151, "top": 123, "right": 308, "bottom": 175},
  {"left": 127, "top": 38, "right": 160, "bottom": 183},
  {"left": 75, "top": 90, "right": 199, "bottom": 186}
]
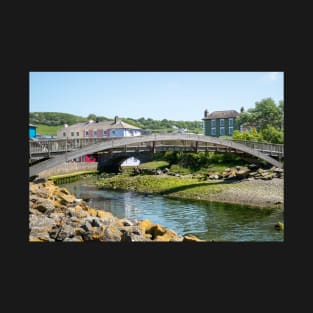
[{"left": 56, "top": 116, "right": 146, "bottom": 167}]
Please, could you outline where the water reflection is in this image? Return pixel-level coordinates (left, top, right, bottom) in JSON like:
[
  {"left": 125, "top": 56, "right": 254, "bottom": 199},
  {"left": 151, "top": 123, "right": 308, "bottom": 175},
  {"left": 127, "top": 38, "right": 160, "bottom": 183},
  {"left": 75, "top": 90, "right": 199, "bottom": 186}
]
[{"left": 61, "top": 178, "right": 284, "bottom": 242}]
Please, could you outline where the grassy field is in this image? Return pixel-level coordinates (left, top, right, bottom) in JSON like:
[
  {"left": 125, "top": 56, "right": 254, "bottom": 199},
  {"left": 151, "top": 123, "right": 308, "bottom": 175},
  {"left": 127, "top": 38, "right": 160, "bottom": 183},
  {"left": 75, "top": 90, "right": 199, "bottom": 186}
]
[{"left": 36, "top": 124, "right": 64, "bottom": 136}]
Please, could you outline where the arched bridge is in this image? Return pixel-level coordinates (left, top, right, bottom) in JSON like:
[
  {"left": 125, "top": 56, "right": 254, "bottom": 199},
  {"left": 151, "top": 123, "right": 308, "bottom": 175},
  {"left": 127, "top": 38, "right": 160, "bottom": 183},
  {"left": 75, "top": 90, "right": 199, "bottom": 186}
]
[{"left": 29, "top": 133, "right": 284, "bottom": 177}]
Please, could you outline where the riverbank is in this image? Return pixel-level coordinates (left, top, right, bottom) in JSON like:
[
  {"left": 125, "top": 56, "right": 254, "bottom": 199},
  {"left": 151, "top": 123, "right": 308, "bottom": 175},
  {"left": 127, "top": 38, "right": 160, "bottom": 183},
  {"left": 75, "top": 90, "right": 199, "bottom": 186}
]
[
  {"left": 29, "top": 180, "right": 204, "bottom": 242},
  {"left": 96, "top": 174, "right": 284, "bottom": 209},
  {"left": 198, "top": 178, "right": 283, "bottom": 208}
]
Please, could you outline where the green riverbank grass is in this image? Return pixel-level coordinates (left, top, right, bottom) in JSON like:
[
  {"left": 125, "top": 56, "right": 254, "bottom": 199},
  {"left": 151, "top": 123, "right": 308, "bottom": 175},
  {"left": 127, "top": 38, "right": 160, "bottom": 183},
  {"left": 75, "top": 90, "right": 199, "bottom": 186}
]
[
  {"left": 139, "top": 161, "right": 169, "bottom": 170},
  {"left": 48, "top": 170, "right": 99, "bottom": 184},
  {"left": 95, "top": 172, "right": 283, "bottom": 209},
  {"left": 96, "top": 174, "right": 230, "bottom": 200}
]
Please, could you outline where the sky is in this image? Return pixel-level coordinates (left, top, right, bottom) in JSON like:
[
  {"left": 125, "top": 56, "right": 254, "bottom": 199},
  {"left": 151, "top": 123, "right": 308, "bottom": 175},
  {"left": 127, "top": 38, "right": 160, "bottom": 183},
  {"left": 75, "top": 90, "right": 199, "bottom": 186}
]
[{"left": 29, "top": 72, "right": 284, "bottom": 121}]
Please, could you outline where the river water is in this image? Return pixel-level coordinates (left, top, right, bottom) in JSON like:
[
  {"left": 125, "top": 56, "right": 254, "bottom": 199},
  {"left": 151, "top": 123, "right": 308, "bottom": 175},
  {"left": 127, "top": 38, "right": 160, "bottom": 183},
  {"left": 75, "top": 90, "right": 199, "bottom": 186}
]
[{"left": 60, "top": 177, "right": 284, "bottom": 242}]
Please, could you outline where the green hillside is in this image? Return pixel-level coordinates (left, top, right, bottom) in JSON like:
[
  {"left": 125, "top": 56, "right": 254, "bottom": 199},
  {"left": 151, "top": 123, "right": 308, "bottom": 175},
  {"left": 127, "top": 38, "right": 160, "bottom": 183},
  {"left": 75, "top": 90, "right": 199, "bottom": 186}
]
[
  {"left": 36, "top": 124, "right": 64, "bottom": 136},
  {"left": 30, "top": 112, "right": 203, "bottom": 135}
]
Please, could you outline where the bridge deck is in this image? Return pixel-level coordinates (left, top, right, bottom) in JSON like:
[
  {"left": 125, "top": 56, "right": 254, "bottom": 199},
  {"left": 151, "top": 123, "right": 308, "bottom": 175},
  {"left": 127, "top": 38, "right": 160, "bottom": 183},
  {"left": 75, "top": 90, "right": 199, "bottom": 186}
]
[{"left": 29, "top": 134, "right": 284, "bottom": 176}]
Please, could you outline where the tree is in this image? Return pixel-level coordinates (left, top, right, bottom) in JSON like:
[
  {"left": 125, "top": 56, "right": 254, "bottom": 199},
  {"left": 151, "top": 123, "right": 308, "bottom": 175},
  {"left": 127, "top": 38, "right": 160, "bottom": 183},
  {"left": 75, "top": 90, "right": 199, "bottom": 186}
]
[
  {"left": 237, "top": 98, "right": 283, "bottom": 131},
  {"left": 87, "top": 113, "right": 97, "bottom": 121},
  {"left": 261, "top": 126, "right": 284, "bottom": 144},
  {"left": 278, "top": 100, "right": 284, "bottom": 130},
  {"left": 232, "top": 128, "right": 263, "bottom": 142}
]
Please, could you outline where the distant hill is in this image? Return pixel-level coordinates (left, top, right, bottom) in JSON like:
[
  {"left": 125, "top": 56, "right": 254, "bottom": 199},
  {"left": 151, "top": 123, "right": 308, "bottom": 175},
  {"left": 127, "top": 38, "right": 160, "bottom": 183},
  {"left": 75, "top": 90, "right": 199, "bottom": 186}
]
[
  {"left": 29, "top": 112, "right": 203, "bottom": 135},
  {"left": 30, "top": 112, "right": 88, "bottom": 126}
]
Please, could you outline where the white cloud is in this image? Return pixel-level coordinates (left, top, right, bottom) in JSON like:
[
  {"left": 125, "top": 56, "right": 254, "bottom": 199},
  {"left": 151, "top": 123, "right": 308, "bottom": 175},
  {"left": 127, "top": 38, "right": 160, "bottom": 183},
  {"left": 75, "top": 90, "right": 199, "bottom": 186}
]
[
  {"left": 258, "top": 72, "right": 283, "bottom": 83},
  {"left": 261, "top": 72, "right": 281, "bottom": 82},
  {"left": 268, "top": 72, "right": 279, "bottom": 81}
]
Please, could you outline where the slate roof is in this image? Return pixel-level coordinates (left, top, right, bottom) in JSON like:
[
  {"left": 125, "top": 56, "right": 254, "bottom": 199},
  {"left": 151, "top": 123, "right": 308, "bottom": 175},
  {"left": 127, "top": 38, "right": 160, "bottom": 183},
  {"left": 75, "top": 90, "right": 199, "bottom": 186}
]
[
  {"left": 203, "top": 110, "right": 240, "bottom": 119},
  {"left": 109, "top": 120, "right": 141, "bottom": 129},
  {"left": 59, "top": 119, "right": 141, "bottom": 131}
]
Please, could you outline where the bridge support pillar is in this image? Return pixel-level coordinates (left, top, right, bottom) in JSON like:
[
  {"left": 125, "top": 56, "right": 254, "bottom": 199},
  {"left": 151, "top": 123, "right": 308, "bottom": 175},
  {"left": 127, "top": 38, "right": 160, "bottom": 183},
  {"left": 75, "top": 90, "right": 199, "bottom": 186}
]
[
  {"left": 152, "top": 141, "right": 156, "bottom": 154},
  {"left": 195, "top": 141, "right": 198, "bottom": 153}
]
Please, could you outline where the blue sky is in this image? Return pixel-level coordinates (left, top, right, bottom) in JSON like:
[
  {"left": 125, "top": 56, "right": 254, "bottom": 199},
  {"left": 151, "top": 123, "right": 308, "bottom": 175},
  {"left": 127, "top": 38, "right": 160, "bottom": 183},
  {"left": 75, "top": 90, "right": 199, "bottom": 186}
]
[{"left": 29, "top": 72, "right": 284, "bottom": 121}]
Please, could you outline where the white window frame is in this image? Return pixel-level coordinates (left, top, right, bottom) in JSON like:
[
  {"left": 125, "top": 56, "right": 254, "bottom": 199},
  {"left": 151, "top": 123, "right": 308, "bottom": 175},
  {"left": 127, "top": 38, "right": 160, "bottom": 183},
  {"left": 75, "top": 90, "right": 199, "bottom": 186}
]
[
  {"left": 211, "top": 128, "right": 216, "bottom": 136},
  {"left": 229, "top": 126, "right": 233, "bottom": 135},
  {"left": 103, "top": 129, "right": 107, "bottom": 136},
  {"left": 220, "top": 126, "right": 225, "bottom": 136},
  {"left": 220, "top": 119, "right": 224, "bottom": 127},
  {"left": 85, "top": 130, "right": 89, "bottom": 137},
  {"left": 71, "top": 132, "right": 74, "bottom": 137},
  {"left": 93, "top": 129, "right": 97, "bottom": 137},
  {"left": 63, "top": 132, "right": 66, "bottom": 137},
  {"left": 76, "top": 131, "right": 79, "bottom": 137},
  {"left": 211, "top": 119, "right": 216, "bottom": 128},
  {"left": 229, "top": 118, "right": 233, "bottom": 127}
]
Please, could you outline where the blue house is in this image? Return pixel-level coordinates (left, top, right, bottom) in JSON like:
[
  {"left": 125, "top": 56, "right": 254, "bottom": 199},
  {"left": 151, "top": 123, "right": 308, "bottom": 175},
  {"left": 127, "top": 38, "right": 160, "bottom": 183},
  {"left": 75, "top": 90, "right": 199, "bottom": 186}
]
[
  {"left": 202, "top": 109, "right": 240, "bottom": 137},
  {"left": 29, "top": 124, "right": 37, "bottom": 138}
]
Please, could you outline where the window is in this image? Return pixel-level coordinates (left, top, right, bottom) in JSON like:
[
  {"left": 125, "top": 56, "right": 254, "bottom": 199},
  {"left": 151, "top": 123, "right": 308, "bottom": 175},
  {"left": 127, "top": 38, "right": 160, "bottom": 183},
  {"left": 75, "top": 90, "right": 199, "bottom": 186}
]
[
  {"left": 71, "top": 132, "right": 74, "bottom": 137},
  {"left": 93, "top": 129, "right": 97, "bottom": 137},
  {"left": 63, "top": 132, "right": 66, "bottom": 137},
  {"left": 220, "top": 127, "right": 225, "bottom": 136},
  {"left": 229, "top": 118, "right": 233, "bottom": 127},
  {"left": 211, "top": 119, "right": 216, "bottom": 136},
  {"left": 76, "top": 132, "right": 79, "bottom": 136},
  {"left": 85, "top": 130, "right": 89, "bottom": 136},
  {"left": 103, "top": 129, "right": 107, "bottom": 136},
  {"left": 220, "top": 119, "right": 224, "bottom": 127},
  {"left": 229, "top": 127, "right": 233, "bottom": 135}
]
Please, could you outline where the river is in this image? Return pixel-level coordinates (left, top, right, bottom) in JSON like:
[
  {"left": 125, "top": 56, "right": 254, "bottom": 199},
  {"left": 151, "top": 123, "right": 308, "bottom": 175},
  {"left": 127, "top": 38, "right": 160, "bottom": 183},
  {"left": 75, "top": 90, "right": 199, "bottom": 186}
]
[{"left": 60, "top": 177, "right": 284, "bottom": 242}]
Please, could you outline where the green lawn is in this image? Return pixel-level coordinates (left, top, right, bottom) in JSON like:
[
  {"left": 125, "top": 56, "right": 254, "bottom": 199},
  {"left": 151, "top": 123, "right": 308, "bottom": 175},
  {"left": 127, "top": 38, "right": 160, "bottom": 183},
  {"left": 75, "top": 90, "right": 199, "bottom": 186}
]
[{"left": 35, "top": 124, "right": 64, "bottom": 136}]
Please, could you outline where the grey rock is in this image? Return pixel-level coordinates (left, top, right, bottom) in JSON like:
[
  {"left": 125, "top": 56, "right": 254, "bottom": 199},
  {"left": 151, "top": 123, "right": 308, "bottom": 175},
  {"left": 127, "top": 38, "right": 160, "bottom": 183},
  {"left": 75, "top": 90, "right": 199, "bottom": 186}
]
[{"left": 33, "top": 199, "right": 55, "bottom": 213}]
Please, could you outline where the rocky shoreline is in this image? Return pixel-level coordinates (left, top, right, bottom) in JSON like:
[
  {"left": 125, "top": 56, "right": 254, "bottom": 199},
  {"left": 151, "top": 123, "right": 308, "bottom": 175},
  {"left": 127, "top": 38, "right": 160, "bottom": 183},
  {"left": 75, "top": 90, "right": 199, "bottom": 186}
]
[
  {"left": 98, "top": 165, "right": 284, "bottom": 209},
  {"left": 198, "top": 177, "right": 284, "bottom": 208},
  {"left": 29, "top": 179, "right": 204, "bottom": 242}
]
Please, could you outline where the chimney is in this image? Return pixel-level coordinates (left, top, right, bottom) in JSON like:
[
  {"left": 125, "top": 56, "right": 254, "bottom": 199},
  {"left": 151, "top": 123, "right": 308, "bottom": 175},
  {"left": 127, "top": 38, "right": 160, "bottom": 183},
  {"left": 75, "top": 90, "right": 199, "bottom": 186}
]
[
  {"left": 114, "top": 115, "right": 118, "bottom": 123},
  {"left": 204, "top": 109, "right": 208, "bottom": 118}
]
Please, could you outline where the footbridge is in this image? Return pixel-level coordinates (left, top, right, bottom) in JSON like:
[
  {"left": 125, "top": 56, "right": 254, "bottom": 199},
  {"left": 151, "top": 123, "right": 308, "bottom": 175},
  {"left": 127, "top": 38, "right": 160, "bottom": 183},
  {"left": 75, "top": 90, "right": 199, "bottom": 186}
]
[{"left": 29, "top": 133, "right": 284, "bottom": 177}]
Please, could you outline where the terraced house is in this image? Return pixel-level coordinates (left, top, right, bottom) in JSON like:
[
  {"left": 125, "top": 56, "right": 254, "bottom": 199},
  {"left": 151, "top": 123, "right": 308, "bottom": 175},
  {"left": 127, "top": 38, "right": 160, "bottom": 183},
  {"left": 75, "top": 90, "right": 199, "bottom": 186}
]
[
  {"left": 56, "top": 116, "right": 147, "bottom": 165},
  {"left": 57, "top": 116, "right": 145, "bottom": 139},
  {"left": 202, "top": 109, "right": 240, "bottom": 137}
]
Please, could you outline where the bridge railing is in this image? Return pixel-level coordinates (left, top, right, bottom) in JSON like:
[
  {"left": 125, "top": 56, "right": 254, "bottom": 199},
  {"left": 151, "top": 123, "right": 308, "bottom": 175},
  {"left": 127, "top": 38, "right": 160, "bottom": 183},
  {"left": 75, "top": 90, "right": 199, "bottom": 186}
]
[
  {"left": 29, "top": 138, "right": 112, "bottom": 155},
  {"left": 231, "top": 140, "right": 284, "bottom": 156},
  {"left": 29, "top": 136, "right": 284, "bottom": 157}
]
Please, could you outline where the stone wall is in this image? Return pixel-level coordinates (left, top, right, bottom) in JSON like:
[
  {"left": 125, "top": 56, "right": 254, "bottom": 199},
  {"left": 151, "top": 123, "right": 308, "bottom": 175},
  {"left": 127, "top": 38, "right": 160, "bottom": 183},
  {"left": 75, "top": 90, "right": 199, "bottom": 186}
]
[{"left": 38, "top": 162, "right": 98, "bottom": 178}]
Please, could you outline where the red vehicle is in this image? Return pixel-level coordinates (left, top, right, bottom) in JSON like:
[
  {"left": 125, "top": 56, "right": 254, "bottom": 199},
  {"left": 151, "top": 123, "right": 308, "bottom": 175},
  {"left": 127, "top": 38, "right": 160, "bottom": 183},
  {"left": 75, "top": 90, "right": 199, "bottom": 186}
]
[{"left": 84, "top": 154, "right": 98, "bottom": 162}]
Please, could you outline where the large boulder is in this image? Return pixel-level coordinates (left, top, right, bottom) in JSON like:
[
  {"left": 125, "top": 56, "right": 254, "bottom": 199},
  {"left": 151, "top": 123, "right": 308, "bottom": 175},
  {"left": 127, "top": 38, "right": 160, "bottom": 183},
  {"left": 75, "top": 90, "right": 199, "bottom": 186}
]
[{"left": 29, "top": 181, "right": 204, "bottom": 243}]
